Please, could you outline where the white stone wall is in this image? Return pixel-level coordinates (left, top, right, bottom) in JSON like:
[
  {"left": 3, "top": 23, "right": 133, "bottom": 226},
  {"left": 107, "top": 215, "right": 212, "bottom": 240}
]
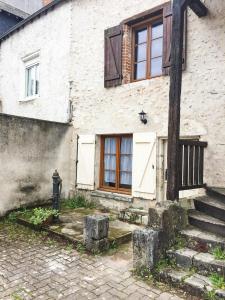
[
  {"left": 70, "top": 0, "right": 225, "bottom": 188},
  {"left": 0, "top": 0, "right": 72, "bottom": 123}
]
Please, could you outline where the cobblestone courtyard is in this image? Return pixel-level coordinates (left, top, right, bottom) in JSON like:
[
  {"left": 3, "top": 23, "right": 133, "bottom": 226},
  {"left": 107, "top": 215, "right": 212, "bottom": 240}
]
[{"left": 0, "top": 221, "right": 188, "bottom": 300}]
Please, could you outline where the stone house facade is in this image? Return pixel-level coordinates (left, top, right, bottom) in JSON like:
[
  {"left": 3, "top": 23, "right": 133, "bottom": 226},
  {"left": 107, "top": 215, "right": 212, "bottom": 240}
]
[{"left": 0, "top": 0, "right": 224, "bottom": 212}]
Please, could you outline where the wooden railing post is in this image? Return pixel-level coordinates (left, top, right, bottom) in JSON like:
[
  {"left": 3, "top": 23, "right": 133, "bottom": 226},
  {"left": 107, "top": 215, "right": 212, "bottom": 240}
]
[{"left": 167, "top": 0, "right": 186, "bottom": 201}]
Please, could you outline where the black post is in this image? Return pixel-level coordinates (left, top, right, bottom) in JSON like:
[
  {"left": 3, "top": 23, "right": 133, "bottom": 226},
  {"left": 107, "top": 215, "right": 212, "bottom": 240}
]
[
  {"left": 167, "top": 0, "right": 186, "bottom": 201},
  {"left": 52, "top": 170, "right": 62, "bottom": 220}
]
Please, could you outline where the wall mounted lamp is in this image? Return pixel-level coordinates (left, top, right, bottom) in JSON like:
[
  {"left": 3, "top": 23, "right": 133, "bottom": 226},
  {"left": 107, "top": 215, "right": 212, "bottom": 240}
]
[{"left": 139, "top": 110, "right": 147, "bottom": 125}]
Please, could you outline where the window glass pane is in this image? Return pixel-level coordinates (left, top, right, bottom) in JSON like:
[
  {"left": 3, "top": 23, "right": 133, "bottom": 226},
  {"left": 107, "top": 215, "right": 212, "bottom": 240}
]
[
  {"left": 151, "top": 37, "right": 163, "bottom": 58},
  {"left": 35, "top": 64, "right": 39, "bottom": 95},
  {"left": 104, "top": 171, "right": 116, "bottom": 187},
  {"left": 134, "top": 61, "right": 146, "bottom": 80},
  {"left": 135, "top": 44, "right": 147, "bottom": 62},
  {"left": 120, "top": 137, "right": 132, "bottom": 188},
  {"left": 104, "top": 138, "right": 116, "bottom": 154},
  {"left": 104, "top": 154, "right": 116, "bottom": 171},
  {"left": 135, "top": 28, "right": 147, "bottom": 44},
  {"left": 120, "top": 137, "right": 133, "bottom": 154},
  {"left": 151, "top": 57, "right": 162, "bottom": 77},
  {"left": 104, "top": 137, "right": 116, "bottom": 187},
  {"left": 152, "top": 23, "right": 163, "bottom": 39}
]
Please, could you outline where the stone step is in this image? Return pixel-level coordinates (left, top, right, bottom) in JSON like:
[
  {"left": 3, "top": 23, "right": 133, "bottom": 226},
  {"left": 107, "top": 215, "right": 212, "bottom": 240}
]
[
  {"left": 194, "top": 196, "right": 225, "bottom": 222},
  {"left": 167, "top": 247, "right": 225, "bottom": 276},
  {"left": 181, "top": 226, "right": 225, "bottom": 252},
  {"left": 189, "top": 210, "right": 225, "bottom": 237},
  {"left": 206, "top": 186, "right": 225, "bottom": 203},
  {"left": 160, "top": 269, "right": 225, "bottom": 299}
]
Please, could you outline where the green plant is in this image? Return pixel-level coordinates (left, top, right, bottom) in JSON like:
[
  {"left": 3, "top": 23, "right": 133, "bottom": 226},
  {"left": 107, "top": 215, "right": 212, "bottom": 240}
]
[
  {"left": 134, "top": 266, "right": 153, "bottom": 280},
  {"left": 76, "top": 242, "right": 86, "bottom": 254},
  {"left": 8, "top": 211, "right": 21, "bottom": 222},
  {"left": 205, "top": 289, "right": 219, "bottom": 300},
  {"left": 65, "top": 243, "right": 74, "bottom": 253},
  {"left": 213, "top": 247, "right": 225, "bottom": 260},
  {"left": 29, "top": 208, "right": 59, "bottom": 225},
  {"left": 129, "top": 213, "right": 139, "bottom": 223},
  {"left": 155, "top": 257, "right": 176, "bottom": 273},
  {"left": 109, "top": 240, "right": 118, "bottom": 250},
  {"left": 62, "top": 195, "right": 96, "bottom": 209},
  {"left": 210, "top": 273, "right": 225, "bottom": 289},
  {"left": 172, "top": 236, "right": 186, "bottom": 250}
]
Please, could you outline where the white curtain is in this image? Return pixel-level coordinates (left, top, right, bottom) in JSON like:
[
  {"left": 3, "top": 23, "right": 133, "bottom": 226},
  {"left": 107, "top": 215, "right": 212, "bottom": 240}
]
[
  {"left": 120, "top": 137, "right": 132, "bottom": 186},
  {"left": 104, "top": 138, "right": 116, "bottom": 184}
]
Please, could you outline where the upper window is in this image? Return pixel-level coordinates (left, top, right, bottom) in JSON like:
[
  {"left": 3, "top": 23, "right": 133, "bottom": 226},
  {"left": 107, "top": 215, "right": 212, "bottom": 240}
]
[
  {"left": 104, "top": 2, "right": 187, "bottom": 88},
  {"left": 100, "top": 135, "right": 133, "bottom": 194},
  {"left": 25, "top": 63, "right": 39, "bottom": 98},
  {"left": 133, "top": 20, "right": 163, "bottom": 81}
]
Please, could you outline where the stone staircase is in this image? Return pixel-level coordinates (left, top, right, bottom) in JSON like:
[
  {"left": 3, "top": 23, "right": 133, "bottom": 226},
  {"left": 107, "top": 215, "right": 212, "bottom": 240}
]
[{"left": 160, "top": 187, "right": 225, "bottom": 299}]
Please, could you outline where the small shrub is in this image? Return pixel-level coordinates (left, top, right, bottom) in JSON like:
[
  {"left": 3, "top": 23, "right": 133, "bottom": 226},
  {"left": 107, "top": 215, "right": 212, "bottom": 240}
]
[
  {"left": 213, "top": 247, "right": 225, "bottom": 260},
  {"left": 62, "top": 195, "right": 96, "bottom": 209},
  {"left": 29, "top": 208, "right": 59, "bottom": 225},
  {"left": 210, "top": 273, "right": 225, "bottom": 289}
]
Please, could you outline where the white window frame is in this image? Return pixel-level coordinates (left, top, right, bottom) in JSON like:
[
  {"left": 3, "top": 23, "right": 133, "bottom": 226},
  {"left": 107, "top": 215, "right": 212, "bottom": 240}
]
[{"left": 21, "top": 50, "right": 40, "bottom": 102}]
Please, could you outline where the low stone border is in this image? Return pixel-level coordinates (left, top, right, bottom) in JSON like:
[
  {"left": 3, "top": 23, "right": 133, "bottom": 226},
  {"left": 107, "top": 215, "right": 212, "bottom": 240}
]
[{"left": 16, "top": 217, "right": 132, "bottom": 247}]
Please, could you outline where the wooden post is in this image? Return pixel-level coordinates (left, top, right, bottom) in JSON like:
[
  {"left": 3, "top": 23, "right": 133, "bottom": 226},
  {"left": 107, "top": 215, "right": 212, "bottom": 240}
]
[{"left": 167, "top": 0, "right": 186, "bottom": 201}]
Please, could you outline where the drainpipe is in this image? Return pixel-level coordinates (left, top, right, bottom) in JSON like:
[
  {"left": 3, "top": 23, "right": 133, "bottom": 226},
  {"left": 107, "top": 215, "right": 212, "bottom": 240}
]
[{"left": 75, "top": 135, "right": 79, "bottom": 188}]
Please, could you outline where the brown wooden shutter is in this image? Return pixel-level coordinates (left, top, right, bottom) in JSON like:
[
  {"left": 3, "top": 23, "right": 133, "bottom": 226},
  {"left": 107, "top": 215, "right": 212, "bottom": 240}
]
[
  {"left": 162, "top": 2, "right": 187, "bottom": 75},
  {"left": 104, "top": 25, "right": 122, "bottom": 88}
]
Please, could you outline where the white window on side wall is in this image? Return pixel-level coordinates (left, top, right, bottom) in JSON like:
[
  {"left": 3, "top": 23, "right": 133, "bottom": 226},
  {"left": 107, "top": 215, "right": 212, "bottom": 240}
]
[
  {"left": 22, "top": 50, "right": 40, "bottom": 101},
  {"left": 25, "top": 63, "right": 39, "bottom": 98}
]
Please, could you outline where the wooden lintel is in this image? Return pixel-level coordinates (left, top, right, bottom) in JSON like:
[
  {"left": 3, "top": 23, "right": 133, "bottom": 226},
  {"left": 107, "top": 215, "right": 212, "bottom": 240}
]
[{"left": 188, "top": 0, "right": 208, "bottom": 17}]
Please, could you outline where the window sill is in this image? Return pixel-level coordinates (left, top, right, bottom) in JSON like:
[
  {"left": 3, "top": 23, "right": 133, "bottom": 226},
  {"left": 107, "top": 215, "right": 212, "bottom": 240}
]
[
  {"left": 19, "top": 95, "right": 40, "bottom": 102},
  {"left": 91, "top": 190, "right": 133, "bottom": 203}
]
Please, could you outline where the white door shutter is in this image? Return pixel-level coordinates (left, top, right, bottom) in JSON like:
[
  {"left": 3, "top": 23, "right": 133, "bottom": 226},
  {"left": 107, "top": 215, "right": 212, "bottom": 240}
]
[
  {"left": 77, "top": 135, "right": 95, "bottom": 190},
  {"left": 132, "top": 132, "right": 157, "bottom": 199}
]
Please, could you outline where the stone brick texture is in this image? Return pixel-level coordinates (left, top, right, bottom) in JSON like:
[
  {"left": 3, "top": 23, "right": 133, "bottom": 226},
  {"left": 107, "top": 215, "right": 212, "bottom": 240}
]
[{"left": 0, "top": 222, "right": 187, "bottom": 299}]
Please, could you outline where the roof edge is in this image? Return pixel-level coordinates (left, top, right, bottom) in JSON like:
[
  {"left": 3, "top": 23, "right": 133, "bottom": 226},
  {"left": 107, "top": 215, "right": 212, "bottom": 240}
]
[
  {"left": 0, "top": 0, "right": 68, "bottom": 42},
  {"left": 0, "top": 1, "right": 29, "bottom": 19}
]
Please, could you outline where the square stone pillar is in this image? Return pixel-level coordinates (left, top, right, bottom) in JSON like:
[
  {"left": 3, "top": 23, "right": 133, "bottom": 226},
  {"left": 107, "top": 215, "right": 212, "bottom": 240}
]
[
  {"left": 133, "top": 228, "right": 160, "bottom": 271},
  {"left": 84, "top": 215, "right": 109, "bottom": 252}
]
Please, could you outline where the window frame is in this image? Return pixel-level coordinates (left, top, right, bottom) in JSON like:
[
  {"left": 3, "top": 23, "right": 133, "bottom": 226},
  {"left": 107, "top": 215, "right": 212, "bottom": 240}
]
[
  {"left": 131, "top": 14, "right": 163, "bottom": 82},
  {"left": 25, "top": 62, "right": 40, "bottom": 100},
  {"left": 99, "top": 134, "right": 133, "bottom": 195}
]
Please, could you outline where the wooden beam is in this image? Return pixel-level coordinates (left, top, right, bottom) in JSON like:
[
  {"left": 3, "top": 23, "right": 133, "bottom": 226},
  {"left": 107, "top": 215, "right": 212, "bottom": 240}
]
[
  {"left": 167, "top": 0, "right": 185, "bottom": 201},
  {"left": 188, "top": 0, "right": 208, "bottom": 17}
]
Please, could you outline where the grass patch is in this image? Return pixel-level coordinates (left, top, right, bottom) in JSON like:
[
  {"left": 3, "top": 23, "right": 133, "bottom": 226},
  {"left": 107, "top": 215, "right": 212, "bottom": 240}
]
[
  {"left": 61, "top": 195, "right": 96, "bottom": 210},
  {"left": 210, "top": 273, "right": 225, "bottom": 289},
  {"left": 212, "top": 247, "right": 225, "bottom": 260}
]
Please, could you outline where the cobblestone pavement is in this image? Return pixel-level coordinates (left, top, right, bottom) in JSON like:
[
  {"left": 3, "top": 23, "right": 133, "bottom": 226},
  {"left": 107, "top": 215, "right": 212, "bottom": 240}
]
[{"left": 0, "top": 221, "right": 188, "bottom": 300}]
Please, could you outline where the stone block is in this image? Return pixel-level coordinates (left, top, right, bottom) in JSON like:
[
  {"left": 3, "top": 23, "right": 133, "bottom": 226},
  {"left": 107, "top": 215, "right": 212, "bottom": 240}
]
[
  {"left": 84, "top": 215, "right": 109, "bottom": 240},
  {"left": 133, "top": 228, "right": 160, "bottom": 271},
  {"left": 85, "top": 238, "right": 109, "bottom": 252}
]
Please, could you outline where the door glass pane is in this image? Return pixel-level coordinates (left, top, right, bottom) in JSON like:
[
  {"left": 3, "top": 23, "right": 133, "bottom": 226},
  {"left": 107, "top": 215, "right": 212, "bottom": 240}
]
[
  {"left": 151, "top": 57, "right": 162, "bottom": 77},
  {"left": 152, "top": 23, "right": 163, "bottom": 39},
  {"left": 135, "top": 28, "right": 147, "bottom": 44},
  {"left": 104, "top": 138, "right": 116, "bottom": 187},
  {"left": 134, "top": 61, "right": 146, "bottom": 80},
  {"left": 151, "top": 37, "right": 163, "bottom": 58},
  {"left": 120, "top": 137, "right": 132, "bottom": 189},
  {"left": 135, "top": 44, "right": 147, "bottom": 62}
]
